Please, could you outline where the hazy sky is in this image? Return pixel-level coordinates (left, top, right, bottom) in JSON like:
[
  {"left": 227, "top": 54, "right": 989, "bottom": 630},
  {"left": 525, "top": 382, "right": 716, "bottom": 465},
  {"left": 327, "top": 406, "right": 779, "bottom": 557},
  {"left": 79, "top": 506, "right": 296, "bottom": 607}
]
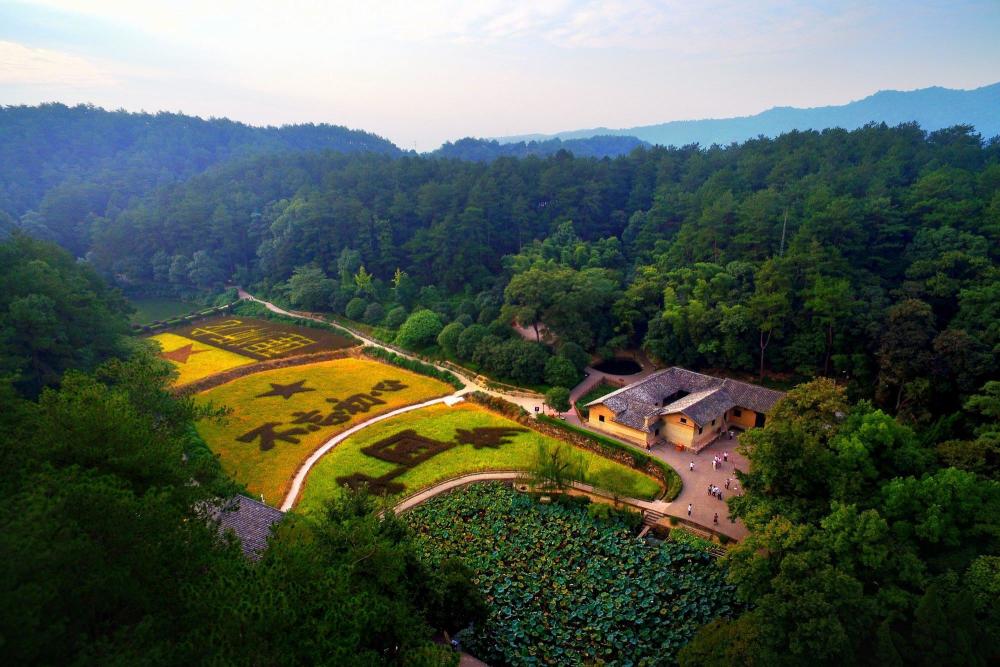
[{"left": 1, "top": 1, "right": 999, "bottom": 150}]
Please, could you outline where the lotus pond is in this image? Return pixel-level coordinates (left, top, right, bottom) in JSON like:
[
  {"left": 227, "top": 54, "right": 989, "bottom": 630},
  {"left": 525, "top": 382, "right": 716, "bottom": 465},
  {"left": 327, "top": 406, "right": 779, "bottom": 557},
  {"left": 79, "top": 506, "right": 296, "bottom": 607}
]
[{"left": 406, "top": 482, "right": 737, "bottom": 666}]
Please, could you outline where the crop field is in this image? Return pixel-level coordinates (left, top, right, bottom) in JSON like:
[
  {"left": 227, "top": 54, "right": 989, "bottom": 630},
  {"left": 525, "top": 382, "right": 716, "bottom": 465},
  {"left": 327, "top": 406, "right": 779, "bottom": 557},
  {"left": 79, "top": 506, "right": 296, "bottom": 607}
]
[
  {"left": 295, "top": 402, "right": 663, "bottom": 513},
  {"left": 150, "top": 332, "right": 256, "bottom": 385},
  {"left": 172, "top": 316, "right": 354, "bottom": 360},
  {"left": 407, "top": 483, "right": 736, "bottom": 665},
  {"left": 194, "top": 358, "right": 453, "bottom": 506}
]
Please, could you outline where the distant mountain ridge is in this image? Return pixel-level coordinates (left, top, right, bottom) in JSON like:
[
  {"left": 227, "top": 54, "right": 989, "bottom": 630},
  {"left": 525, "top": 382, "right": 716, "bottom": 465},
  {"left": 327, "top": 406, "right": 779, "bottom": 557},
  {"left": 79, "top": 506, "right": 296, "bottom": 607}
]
[
  {"left": 430, "top": 135, "right": 648, "bottom": 161},
  {"left": 0, "top": 103, "right": 402, "bottom": 217},
  {"left": 499, "top": 82, "right": 1000, "bottom": 147}
]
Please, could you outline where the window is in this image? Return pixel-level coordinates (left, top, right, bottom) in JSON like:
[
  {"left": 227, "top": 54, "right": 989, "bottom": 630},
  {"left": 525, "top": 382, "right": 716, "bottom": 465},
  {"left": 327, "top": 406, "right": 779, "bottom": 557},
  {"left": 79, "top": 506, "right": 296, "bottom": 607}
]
[
  {"left": 654, "top": 428, "right": 660, "bottom": 436},
  {"left": 733, "top": 408, "right": 742, "bottom": 417},
  {"left": 680, "top": 417, "right": 687, "bottom": 424},
  {"left": 698, "top": 426, "right": 703, "bottom": 434},
  {"left": 598, "top": 414, "right": 605, "bottom": 422},
  {"left": 711, "top": 418, "right": 716, "bottom": 425}
]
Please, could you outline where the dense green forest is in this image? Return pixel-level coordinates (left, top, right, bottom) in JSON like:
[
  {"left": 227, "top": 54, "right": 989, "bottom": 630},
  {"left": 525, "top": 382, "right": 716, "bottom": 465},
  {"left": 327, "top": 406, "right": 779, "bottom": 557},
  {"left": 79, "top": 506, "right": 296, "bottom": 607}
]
[
  {"left": 0, "top": 104, "right": 401, "bottom": 255},
  {"left": 431, "top": 135, "right": 649, "bottom": 161},
  {"left": 19, "top": 121, "right": 994, "bottom": 423},
  {"left": 1, "top": 110, "right": 999, "bottom": 664},
  {"left": 0, "top": 236, "right": 482, "bottom": 665}
]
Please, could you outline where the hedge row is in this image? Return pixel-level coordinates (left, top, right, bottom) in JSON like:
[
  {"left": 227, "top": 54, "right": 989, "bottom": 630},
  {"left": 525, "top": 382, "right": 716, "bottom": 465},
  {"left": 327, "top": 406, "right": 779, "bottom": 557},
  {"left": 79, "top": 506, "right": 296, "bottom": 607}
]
[
  {"left": 465, "top": 392, "right": 683, "bottom": 501},
  {"left": 361, "top": 346, "right": 465, "bottom": 390}
]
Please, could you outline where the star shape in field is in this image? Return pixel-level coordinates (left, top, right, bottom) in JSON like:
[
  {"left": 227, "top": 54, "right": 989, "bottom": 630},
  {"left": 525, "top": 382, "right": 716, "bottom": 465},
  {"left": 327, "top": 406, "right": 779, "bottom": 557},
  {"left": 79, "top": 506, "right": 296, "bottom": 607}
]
[
  {"left": 160, "top": 343, "right": 206, "bottom": 364},
  {"left": 255, "top": 380, "right": 316, "bottom": 400}
]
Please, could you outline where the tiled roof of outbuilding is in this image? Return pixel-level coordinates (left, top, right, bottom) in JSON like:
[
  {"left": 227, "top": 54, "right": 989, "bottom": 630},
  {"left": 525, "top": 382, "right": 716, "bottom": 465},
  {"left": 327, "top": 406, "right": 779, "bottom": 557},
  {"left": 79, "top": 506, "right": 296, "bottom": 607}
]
[
  {"left": 589, "top": 367, "right": 784, "bottom": 429},
  {"left": 209, "top": 495, "right": 284, "bottom": 559}
]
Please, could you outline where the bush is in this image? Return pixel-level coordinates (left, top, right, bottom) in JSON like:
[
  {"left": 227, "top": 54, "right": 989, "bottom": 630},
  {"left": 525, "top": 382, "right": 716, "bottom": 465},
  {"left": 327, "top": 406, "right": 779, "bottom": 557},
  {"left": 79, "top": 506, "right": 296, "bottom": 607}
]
[
  {"left": 588, "top": 503, "right": 612, "bottom": 521},
  {"left": 558, "top": 341, "right": 590, "bottom": 372},
  {"left": 345, "top": 297, "right": 367, "bottom": 321},
  {"left": 453, "top": 313, "right": 474, "bottom": 327},
  {"left": 545, "top": 355, "right": 580, "bottom": 388},
  {"left": 385, "top": 305, "right": 408, "bottom": 329},
  {"left": 507, "top": 340, "right": 549, "bottom": 385},
  {"left": 544, "top": 386, "right": 571, "bottom": 413},
  {"left": 456, "top": 324, "right": 488, "bottom": 360},
  {"left": 362, "top": 302, "right": 385, "bottom": 325},
  {"left": 395, "top": 310, "right": 444, "bottom": 349},
  {"left": 437, "top": 321, "right": 465, "bottom": 357}
]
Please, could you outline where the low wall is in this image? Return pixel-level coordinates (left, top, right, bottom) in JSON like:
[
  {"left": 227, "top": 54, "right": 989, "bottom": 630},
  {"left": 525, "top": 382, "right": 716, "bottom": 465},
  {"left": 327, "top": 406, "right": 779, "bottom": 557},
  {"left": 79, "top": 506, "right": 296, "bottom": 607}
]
[{"left": 173, "top": 346, "right": 363, "bottom": 395}]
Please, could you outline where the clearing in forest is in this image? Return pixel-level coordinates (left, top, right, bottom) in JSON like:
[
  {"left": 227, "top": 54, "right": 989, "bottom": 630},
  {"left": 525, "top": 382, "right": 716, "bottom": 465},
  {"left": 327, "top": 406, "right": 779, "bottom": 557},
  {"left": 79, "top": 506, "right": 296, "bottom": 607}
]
[
  {"left": 294, "top": 402, "right": 663, "bottom": 513},
  {"left": 194, "top": 358, "right": 453, "bottom": 506}
]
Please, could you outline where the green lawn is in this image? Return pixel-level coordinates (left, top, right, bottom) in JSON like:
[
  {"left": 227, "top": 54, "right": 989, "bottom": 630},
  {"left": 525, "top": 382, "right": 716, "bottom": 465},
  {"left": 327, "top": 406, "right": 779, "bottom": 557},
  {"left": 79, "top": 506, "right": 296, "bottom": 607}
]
[
  {"left": 295, "top": 402, "right": 663, "bottom": 513},
  {"left": 576, "top": 381, "right": 618, "bottom": 407},
  {"left": 129, "top": 296, "right": 199, "bottom": 323}
]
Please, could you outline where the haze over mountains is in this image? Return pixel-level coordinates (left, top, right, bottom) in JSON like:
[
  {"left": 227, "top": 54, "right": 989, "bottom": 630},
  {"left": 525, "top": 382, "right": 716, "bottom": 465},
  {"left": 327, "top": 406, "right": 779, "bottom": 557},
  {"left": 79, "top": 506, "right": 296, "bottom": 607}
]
[{"left": 499, "top": 82, "right": 1000, "bottom": 148}]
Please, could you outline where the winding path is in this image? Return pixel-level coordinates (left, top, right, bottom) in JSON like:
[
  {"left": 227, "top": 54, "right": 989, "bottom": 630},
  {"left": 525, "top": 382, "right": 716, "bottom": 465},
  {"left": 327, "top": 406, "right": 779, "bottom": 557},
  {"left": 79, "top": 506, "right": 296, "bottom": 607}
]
[{"left": 237, "top": 289, "right": 740, "bottom": 539}]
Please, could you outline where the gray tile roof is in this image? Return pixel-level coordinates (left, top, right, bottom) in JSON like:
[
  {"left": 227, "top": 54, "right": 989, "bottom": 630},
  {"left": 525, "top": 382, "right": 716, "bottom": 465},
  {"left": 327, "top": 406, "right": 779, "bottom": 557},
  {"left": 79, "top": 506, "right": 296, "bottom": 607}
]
[
  {"left": 209, "top": 495, "right": 285, "bottom": 559},
  {"left": 590, "top": 367, "right": 784, "bottom": 429}
]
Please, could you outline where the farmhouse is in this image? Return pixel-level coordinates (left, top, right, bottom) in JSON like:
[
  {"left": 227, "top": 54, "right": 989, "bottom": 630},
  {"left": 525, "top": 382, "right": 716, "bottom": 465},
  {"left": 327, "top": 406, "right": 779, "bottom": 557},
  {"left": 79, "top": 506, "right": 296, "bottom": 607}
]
[{"left": 585, "top": 367, "right": 784, "bottom": 451}]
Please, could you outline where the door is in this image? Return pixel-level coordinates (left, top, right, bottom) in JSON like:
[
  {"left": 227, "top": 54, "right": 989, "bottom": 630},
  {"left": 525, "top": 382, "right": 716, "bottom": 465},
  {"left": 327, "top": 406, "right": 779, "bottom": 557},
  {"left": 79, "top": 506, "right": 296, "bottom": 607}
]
[{"left": 755, "top": 412, "right": 766, "bottom": 428}]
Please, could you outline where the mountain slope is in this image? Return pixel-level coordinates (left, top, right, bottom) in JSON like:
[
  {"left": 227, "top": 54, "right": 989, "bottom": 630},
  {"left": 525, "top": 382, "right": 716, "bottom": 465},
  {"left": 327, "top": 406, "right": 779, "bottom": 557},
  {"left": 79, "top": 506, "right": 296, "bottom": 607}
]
[
  {"left": 0, "top": 103, "right": 402, "bottom": 251},
  {"left": 431, "top": 135, "right": 648, "bottom": 161},
  {"left": 500, "top": 82, "right": 1000, "bottom": 147}
]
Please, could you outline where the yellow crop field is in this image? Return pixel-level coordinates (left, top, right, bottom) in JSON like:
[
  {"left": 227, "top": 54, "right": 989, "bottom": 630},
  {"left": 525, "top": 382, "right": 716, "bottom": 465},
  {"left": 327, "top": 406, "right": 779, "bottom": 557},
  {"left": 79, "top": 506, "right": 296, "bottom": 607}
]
[
  {"left": 295, "top": 403, "right": 663, "bottom": 514},
  {"left": 150, "top": 332, "right": 255, "bottom": 386},
  {"left": 194, "top": 358, "right": 453, "bottom": 506}
]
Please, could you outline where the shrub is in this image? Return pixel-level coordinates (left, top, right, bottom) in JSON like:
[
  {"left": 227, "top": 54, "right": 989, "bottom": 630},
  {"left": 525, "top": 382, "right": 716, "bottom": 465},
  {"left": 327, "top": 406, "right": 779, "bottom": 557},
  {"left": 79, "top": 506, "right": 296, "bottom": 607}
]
[
  {"left": 558, "top": 341, "right": 590, "bottom": 372},
  {"left": 507, "top": 340, "right": 549, "bottom": 385},
  {"left": 545, "top": 355, "right": 580, "bottom": 388},
  {"left": 587, "top": 503, "right": 612, "bottom": 521},
  {"left": 362, "top": 302, "right": 385, "bottom": 325},
  {"left": 453, "top": 313, "right": 474, "bottom": 327},
  {"left": 436, "top": 322, "right": 465, "bottom": 357},
  {"left": 395, "top": 310, "right": 443, "bottom": 349},
  {"left": 345, "top": 297, "right": 367, "bottom": 321},
  {"left": 385, "top": 305, "right": 408, "bottom": 329},
  {"left": 456, "top": 324, "right": 488, "bottom": 360},
  {"left": 544, "top": 386, "right": 571, "bottom": 413}
]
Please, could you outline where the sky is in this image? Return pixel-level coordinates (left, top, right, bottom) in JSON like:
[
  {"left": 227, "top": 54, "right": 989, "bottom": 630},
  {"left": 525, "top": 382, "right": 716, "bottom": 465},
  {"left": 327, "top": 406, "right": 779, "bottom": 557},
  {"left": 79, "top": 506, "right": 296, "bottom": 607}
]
[{"left": 1, "top": 1, "right": 999, "bottom": 150}]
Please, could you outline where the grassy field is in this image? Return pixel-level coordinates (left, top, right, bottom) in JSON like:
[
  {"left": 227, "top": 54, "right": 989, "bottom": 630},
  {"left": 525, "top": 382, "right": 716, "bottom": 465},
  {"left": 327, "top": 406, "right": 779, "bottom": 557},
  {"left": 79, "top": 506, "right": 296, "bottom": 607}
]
[
  {"left": 295, "top": 402, "right": 663, "bottom": 514},
  {"left": 195, "top": 358, "right": 453, "bottom": 506},
  {"left": 149, "top": 332, "right": 255, "bottom": 385},
  {"left": 129, "top": 296, "right": 199, "bottom": 323}
]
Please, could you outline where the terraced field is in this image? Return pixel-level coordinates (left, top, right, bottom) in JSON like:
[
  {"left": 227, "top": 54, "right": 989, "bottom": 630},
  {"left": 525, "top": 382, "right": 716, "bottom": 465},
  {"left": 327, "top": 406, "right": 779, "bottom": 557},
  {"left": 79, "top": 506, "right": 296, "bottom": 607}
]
[
  {"left": 194, "top": 358, "right": 453, "bottom": 505},
  {"left": 295, "top": 402, "right": 663, "bottom": 513},
  {"left": 149, "top": 331, "right": 255, "bottom": 385}
]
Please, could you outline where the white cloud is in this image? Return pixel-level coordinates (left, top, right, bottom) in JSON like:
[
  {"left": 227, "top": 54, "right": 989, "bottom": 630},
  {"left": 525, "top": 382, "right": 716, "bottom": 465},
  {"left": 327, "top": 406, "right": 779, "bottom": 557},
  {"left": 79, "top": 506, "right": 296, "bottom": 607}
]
[{"left": 0, "top": 40, "right": 116, "bottom": 86}]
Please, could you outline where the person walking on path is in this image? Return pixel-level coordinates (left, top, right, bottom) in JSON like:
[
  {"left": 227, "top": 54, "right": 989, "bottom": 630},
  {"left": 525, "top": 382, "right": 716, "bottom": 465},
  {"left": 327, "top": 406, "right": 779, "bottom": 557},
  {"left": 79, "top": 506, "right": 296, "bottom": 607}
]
[
  {"left": 690, "top": 461, "right": 695, "bottom": 471},
  {"left": 707, "top": 484, "right": 713, "bottom": 495},
  {"left": 724, "top": 451, "right": 729, "bottom": 463},
  {"left": 713, "top": 512, "right": 719, "bottom": 525},
  {"left": 725, "top": 478, "right": 731, "bottom": 490},
  {"left": 687, "top": 503, "right": 692, "bottom": 516}
]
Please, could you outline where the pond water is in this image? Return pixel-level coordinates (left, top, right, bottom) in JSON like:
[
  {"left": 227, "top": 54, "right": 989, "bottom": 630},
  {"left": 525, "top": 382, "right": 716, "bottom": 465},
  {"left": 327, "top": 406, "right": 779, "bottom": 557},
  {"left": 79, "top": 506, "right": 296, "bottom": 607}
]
[{"left": 593, "top": 357, "right": 642, "bottom": 375}]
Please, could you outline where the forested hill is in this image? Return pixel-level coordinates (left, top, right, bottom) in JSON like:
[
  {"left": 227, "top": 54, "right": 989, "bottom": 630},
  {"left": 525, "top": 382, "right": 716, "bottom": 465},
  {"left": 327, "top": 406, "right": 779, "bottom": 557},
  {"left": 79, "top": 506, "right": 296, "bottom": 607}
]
[
  {"left": 0, "top": 104, "right": 402, "bottom": 253},
  {"left": 73, "top": 123, "right": 1000, "bottom": 424},
  {"left": 431, "top": 135, "right": 648, "bottom": 161},
  {"left": 502, "top": 81, "right": 1000, "bottom": 147}
]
